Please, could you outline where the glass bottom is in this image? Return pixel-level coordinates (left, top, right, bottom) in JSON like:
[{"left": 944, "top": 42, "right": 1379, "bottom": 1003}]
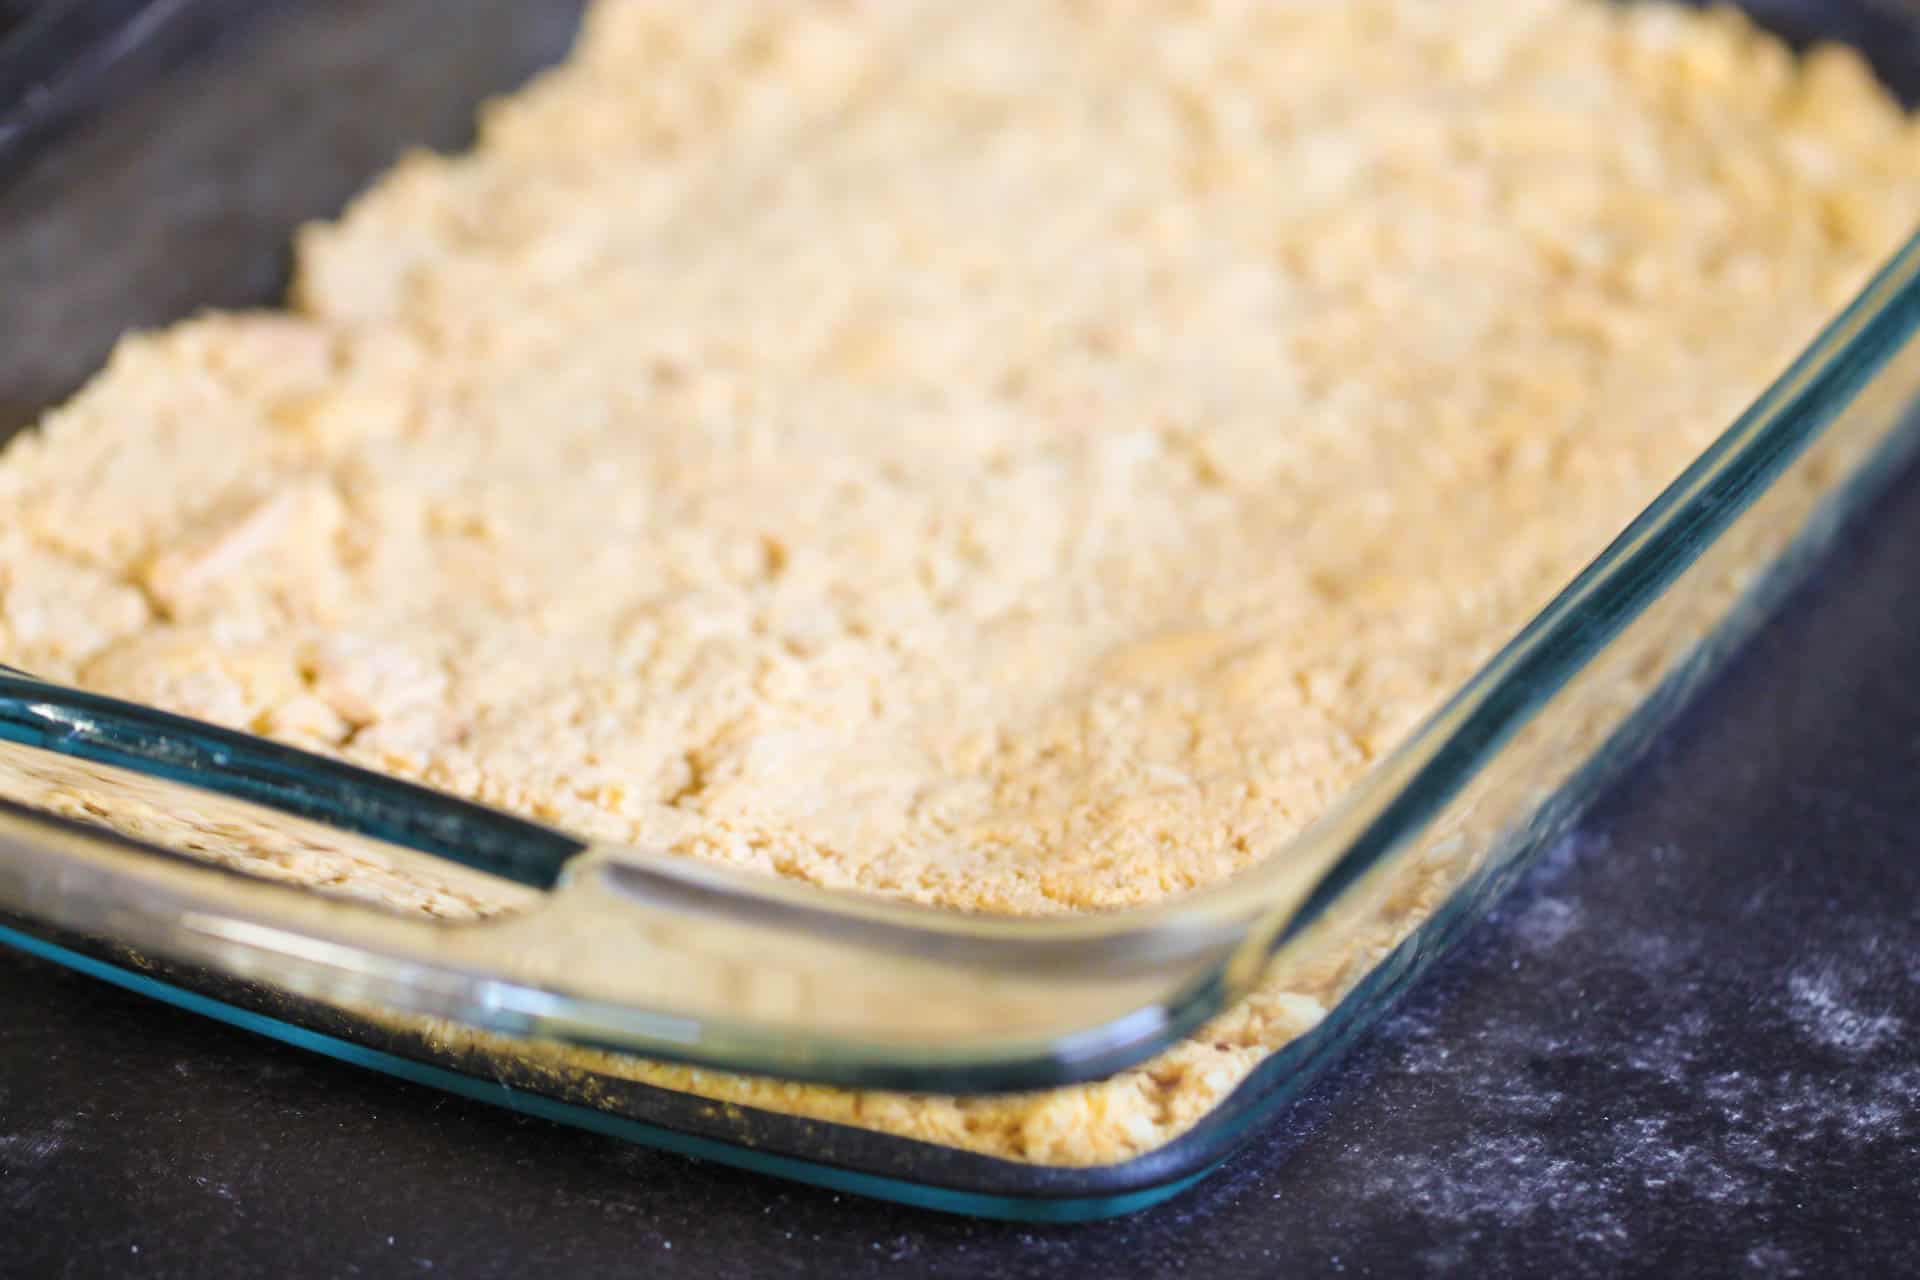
[{"left": 0, "top": 922, "right": 1217, "bottom": 1222}]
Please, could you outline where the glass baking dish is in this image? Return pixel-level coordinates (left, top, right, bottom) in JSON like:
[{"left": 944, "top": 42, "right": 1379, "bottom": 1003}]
[{"left": 5, "top": 0, "right": 1920, "bottom": 1221}]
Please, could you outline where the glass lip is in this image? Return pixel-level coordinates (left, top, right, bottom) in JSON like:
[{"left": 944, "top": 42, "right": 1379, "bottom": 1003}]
[
  {"left": 0, "top": 920, "right": 1219, "bottom": 1221},
  {"left": 4, "top": 225, "right": 1920, "bottom": 1093}
]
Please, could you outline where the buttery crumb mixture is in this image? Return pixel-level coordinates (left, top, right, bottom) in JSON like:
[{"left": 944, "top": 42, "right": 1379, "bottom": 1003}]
[{"left": 3, "top": 0, "right": 1917, "bottom": 1164}]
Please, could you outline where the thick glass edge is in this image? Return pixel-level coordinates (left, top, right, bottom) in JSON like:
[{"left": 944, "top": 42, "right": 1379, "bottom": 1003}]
[
  {"left": 0, "top": 923, "right": 1210, "bottom": 1223},
  {"left": 0, "top": 717, "right": 1719, "bottom": 1212}
]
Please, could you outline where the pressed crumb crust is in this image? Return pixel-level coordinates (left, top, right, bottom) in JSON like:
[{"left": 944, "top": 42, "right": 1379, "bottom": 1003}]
[{"left": 3, "top": 0, "right": 1918, "bottom": 1165}]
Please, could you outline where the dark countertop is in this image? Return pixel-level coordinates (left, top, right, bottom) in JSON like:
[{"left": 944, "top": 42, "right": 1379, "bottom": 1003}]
[
  {"left": 1, "top": 2, "right": 1917, "bottom": 1275},
  {"left": 4, "top": 448, "right": 1917, "bottom": 1278}
]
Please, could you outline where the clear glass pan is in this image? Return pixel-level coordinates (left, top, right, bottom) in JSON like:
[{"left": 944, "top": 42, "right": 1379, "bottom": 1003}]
[{"left": 3, "top": 0, "right": 1920, "bottom": 1219}]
